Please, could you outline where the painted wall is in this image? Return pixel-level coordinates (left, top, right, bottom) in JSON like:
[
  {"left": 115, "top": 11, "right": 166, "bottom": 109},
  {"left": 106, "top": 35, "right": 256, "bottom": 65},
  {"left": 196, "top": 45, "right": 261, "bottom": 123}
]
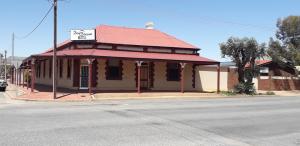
[
  {"left": 197, "top": 66, "right": 228, "bottom": 92},
  {"left": 152, "top": 62, "right": 179, "bottom": 91},
  {"left": 35, "top": 59, "right": 52, "bottom": 86},
  {"left": 34, "top": 59, "right": 226, "bottom": 92},
  {"left": 35, "top": 59, "right": 73, "bottom": 89},
  {"left": 97, "top": 59, "right": 136, "bottom": 90}
]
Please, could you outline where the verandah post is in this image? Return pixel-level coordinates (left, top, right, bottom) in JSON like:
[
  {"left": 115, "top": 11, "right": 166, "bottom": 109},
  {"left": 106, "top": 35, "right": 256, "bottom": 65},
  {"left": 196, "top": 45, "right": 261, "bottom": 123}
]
[
  {"left": 19, "top": 68, "right": 21, "bottom": 86},
  {"left": 17, "top": 68, "right": 20, "bottom": 86},
  {"left": 26, "top": 69, "right": 29, "bottom": 90},
  {"left": 217, "top": 63, "right": 220, "bottom": 94},
  {"left": 87, "top": 58, "right": 95, "bottom": 95},
  {"left": 11, "top": 68, "right": 13, "bottom": 84},
  {"left": 31, "top": 59, "right": 36, "bottom": 93},
  {"left": 15, "top": 68, "right": 17, "bottom": 85},
  {"left": 16, "top": 68, "right": 18, "bottom": 86},
  {"left": 22, "top": 68, "right": 25, "bottom": 88},
  {"left": 180, "top": 62, "right": 186, "bottom": 93}
]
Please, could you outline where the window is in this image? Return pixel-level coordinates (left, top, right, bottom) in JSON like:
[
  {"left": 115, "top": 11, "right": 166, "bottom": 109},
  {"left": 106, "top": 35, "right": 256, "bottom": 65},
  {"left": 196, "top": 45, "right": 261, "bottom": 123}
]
[
  {"left": 106, "top": 59, "right": 122, "bottom": 80},
  {"left": 67, "top": 59, "right": 72, "bottom": 78},
  {"left": 59, "top": 59, "right": 63, "bottom": 78},
  {"left": 36, "top": 62, "right": 41, "bottom": 78},
  {"left": 43, "top": 61, "right": 46, "bottom": 78},
  {"left": 49, "top": 60, "right": 52, "bottom": 78},
  {"left": 166, "top": 63, "right": 180, "bottom": 81}
]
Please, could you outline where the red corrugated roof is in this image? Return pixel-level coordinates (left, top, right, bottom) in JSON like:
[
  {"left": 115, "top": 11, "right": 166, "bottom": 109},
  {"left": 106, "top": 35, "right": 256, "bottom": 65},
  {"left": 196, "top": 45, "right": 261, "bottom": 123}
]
[
  {"left": 45, "top": 25, "right": 198, "bottom": 53},
  {"left": 96, "top": 25, "right": 198, "bottom": 49},
  {"left": 34, "top": 49, "right": 218, "bottom": 64},
  {"left": 44, "top": 40, "right": 72, "bottom": 53},
  {"left": 245, "top": 60, "right": 272, "bottom": 68}
]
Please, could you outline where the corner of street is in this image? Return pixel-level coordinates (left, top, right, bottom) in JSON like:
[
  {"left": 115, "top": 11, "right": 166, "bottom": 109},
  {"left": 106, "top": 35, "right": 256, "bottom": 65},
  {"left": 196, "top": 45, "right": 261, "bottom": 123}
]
[{"left": 1, "top": 88, "right": 300, "bottom": 146}]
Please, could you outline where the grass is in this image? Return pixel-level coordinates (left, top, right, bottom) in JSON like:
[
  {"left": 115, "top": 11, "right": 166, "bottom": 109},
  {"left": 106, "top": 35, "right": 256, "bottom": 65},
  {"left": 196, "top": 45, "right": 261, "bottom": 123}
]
[
  {"left": 220, "top": 91, "right": 237, "bottom": 96},
  {"left": 265, "top": 91, "right": 276, "bottom": 95},
  {"left": 221, "top": 90, "right": 276, "bottom": 96}
]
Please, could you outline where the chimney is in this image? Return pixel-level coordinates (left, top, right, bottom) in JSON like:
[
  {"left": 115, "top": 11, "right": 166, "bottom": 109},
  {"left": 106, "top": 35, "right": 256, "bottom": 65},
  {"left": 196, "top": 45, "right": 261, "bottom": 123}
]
[{"left": 145, "top": 22, "right": 154, "bottom": 29}]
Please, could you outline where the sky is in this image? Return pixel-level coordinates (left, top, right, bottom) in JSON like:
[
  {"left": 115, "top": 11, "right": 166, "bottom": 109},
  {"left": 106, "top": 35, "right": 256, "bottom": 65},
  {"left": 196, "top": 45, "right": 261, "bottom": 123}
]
[{"left": 0, "top": 0, "right": 299, "bottom": 62}]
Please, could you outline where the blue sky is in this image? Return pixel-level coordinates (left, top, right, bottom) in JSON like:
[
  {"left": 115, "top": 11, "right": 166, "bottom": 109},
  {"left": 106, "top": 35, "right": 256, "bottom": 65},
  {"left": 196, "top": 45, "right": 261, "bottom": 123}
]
[{"left": 0, "top": 0, "right": 299, "bottom": 61}]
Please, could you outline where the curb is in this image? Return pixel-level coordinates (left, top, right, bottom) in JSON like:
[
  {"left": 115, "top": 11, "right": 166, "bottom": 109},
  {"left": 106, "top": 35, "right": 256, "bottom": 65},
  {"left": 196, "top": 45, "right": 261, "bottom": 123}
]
[
  {"left": 3, "top": 91, "right": 22, "bottom": 104},
  {"left": 92, "top": 95, "right": 226, "bottom": 101},
  {"left": 91, "top": 94, "right": 289, "bottom": 101},
  {"left": 10, "top": 97, "right": 93, "bottom": 103}
]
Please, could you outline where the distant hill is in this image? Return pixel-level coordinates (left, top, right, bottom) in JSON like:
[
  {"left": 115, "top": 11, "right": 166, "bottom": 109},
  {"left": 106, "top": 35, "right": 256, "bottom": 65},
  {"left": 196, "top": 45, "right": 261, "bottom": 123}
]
[{"left": 1, "top": 56, "right": 27, "bottom": 67}]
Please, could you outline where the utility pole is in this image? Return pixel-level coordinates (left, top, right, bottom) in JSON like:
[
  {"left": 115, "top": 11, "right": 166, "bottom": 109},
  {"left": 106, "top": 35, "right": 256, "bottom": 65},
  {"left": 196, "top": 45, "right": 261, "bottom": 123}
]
[
  {"left": 4, "top": 50, "right": 7, "bottom": 82},
  {"left": 12, "top": 33, "right": 15, "bottom": 84},
  {"left": 53, "top": 0, "right": 58, "bottom": 99},
  {"left": 12, "top": 33, "right": 14, "bottom": 67},
  {"left": 0, "top": 53, "right": 2, "bottom": 79}
]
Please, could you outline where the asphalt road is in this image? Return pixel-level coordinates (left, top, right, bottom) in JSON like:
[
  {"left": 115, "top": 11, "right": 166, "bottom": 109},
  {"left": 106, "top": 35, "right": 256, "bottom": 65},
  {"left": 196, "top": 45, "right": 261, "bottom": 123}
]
[{"left": 1, "top": 96, "right": 300, "bottom": 146}]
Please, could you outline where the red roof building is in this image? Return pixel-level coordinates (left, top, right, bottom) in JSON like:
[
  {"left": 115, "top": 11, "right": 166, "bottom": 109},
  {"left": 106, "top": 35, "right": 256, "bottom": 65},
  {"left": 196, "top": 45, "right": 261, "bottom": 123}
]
[{"left": 19, "top": 24, "right": 220, "bottom": 95}]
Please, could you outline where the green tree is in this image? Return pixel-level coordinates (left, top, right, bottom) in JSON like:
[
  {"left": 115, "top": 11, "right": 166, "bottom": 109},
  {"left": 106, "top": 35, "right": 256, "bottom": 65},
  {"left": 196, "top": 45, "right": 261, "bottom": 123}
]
[
  {"left": 220, "top": 37, "right": 265, "bottom": 94},
  {"left": 268, "top": 16, "right": 300, "bottom": 66}
]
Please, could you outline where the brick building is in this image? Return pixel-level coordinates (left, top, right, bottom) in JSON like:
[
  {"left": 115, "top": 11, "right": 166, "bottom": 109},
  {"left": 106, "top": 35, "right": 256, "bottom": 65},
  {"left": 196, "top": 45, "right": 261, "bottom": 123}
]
[
  {"left": 18, "top": 24, "right": 222, "bottom": 94},
  {"left": 227, "top": 60, "right": 300, "bottom": 91}
]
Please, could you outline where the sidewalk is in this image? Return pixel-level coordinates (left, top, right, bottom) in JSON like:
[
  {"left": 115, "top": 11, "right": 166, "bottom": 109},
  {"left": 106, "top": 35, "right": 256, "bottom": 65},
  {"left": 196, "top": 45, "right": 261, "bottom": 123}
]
[
  {"left": 6, "top": 84, "right": 299, "bottom": 102},
  {"left": 256, "top": 90, "right": 300, "bottom": 96},
  {"left": 6, "top": 84, "right": 224, "bottom": 101},
  {"left": 269, "top": 90, "right": 300, "bottom": 96},
  {"left": 5, "top": 84, "right": 92, "bottom": 102},
  {"left": 93, "top": 92, "right": 223, "bottom": 100}
]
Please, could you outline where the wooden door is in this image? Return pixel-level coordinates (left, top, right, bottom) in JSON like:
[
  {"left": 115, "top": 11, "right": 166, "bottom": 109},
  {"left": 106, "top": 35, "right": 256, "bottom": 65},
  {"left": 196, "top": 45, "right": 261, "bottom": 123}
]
[
  {"left": 80, "top": 65, "right": 89, "bottom": 89},
  {"left": 140, "top": 63, "right": 149, "bottom": 89}
]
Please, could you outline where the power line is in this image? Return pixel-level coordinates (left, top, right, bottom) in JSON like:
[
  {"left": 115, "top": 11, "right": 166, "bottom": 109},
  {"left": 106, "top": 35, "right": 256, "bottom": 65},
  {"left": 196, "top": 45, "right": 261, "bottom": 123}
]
[
  {"left": 15, "top": 4, "right": 54, "bottom": 39},
  {"left": 46, "top": 0, "right": 71, "bottom": 2},
  {"left": 195, "top": 16, "right": 275, "bottom": 32}
]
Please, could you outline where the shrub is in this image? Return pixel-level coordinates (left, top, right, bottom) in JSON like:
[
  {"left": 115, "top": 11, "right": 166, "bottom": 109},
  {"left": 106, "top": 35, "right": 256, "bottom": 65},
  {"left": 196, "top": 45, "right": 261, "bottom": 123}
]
[
  {"left": 234, "top": 82, "right": 256, "bottom": 95},
  {"left": 24, "top": 70, "right": 31, "bottom": 83},
  {"left": 266, "top": 91, "right": 275, "bottom": 95}
]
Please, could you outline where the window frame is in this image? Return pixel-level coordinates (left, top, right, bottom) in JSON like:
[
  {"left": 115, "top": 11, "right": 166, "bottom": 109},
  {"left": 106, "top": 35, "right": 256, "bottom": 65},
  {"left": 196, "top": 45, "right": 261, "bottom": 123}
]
[
  {"left": 106, "top": 59, "right": 122, "bottom": 80},
  {"left": 166, "top": 63, "right": 181, "bottom": 81},
  {"left": 49, "top": 60, "right": 52, "bottom": 78},
  {"left": 43, "top": 61, "right": 46, "bottom": 78},
  {"left": 59, "top": 59, "right": 63, "bottom": 78},
  {"left": 67, "top": 59, "right": 72, "bottom": 79}
]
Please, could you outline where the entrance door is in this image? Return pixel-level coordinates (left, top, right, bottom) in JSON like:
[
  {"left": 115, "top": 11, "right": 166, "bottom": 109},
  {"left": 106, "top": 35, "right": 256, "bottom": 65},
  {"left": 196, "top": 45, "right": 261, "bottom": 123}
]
[
  {"left": 80, "top": 65, "right": 89, "bottom": 89},
  {"left": 140, "top": 63, "right": 149, "bottom": 89}
]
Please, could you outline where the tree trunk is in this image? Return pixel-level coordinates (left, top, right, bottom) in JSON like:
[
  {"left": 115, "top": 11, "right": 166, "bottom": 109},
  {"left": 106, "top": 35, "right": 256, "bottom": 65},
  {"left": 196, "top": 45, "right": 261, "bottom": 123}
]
[
  {"left": 247, "top": 58, "right": 256, "bottom": 84},
  {"left": 237, "top": 67, "right": 245, "bottom": 83}
]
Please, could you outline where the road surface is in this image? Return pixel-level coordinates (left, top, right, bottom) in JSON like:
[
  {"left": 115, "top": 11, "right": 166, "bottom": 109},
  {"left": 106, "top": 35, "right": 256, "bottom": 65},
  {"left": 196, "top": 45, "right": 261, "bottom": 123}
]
[{"left": 1, "top": 96, "right": 300, "bottom": 146}]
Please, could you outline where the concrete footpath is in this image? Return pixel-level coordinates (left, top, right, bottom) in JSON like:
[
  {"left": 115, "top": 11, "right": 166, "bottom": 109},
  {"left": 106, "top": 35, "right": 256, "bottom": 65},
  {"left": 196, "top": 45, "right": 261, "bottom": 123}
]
[
  {"left": 5, "top": 84, "right": 224, "bottom": 102},
  {"left": 5, "top": 83, "right": 300, "bottom": 102},
  {"left": 4, "top": 84, "right": 91, "bottom": 102}
]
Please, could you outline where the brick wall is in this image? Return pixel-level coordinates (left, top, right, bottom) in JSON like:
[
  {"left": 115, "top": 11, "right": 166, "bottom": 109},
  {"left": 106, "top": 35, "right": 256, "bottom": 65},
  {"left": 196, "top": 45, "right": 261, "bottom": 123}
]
[
  {"left": 227, "top": 63, "right": 300, "bottom": 91},
  {"left": 258, "top": 77, "right": 300, "bottom": 90},
  {"left": 227, "top": 68, "right": 239, "bottom": 90},
  {"left": 257, "top": 63, "right": 300, "bottom": 91}
]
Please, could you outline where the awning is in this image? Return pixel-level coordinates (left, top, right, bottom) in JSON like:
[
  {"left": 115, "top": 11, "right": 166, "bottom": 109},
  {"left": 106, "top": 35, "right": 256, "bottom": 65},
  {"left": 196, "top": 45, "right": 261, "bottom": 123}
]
[{"left": 32, "top": 49, "right": 219, "bottom": 65}]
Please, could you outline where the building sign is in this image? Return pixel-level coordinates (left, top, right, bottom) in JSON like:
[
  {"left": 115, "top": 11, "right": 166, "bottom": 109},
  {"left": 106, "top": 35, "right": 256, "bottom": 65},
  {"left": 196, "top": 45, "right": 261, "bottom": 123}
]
[{"left": 70, "top": 29, "right": 95, "bottom": 41}]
